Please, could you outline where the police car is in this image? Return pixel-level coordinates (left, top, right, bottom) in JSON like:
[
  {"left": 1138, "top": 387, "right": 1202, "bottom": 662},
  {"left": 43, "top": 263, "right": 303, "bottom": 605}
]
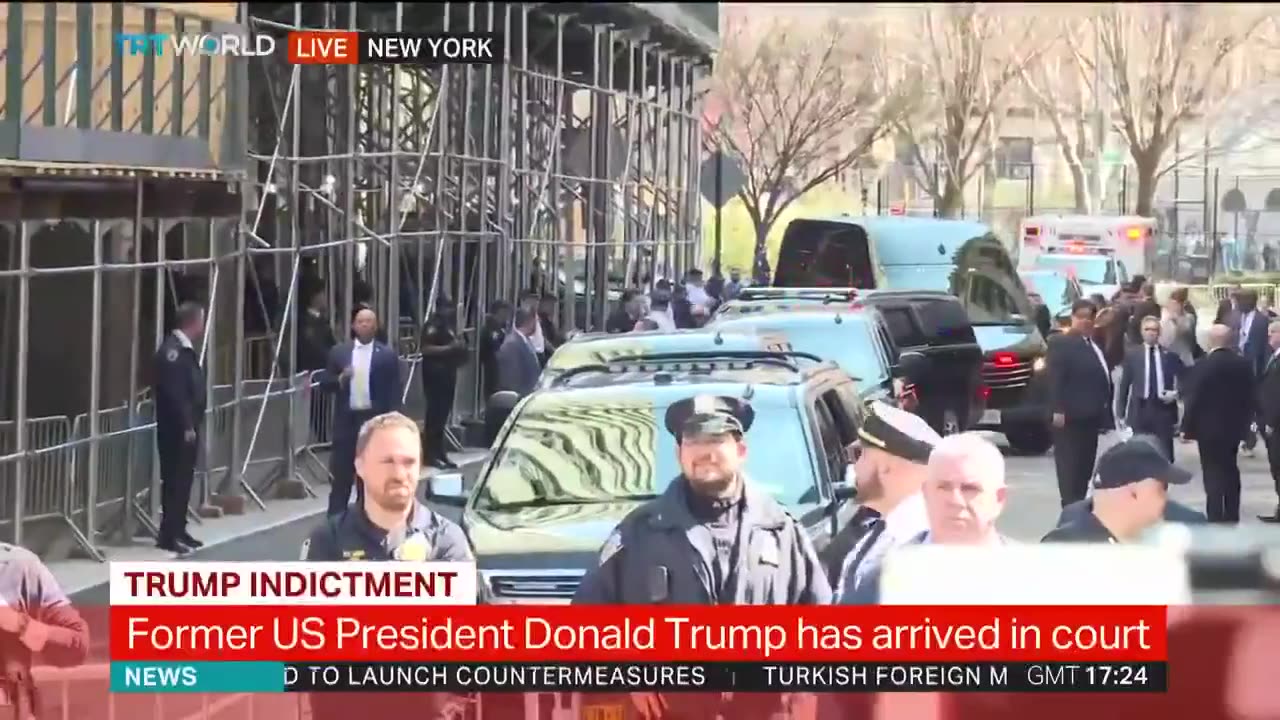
[{"left": 428, "top": 350, "right": 868, "bottom": 602}]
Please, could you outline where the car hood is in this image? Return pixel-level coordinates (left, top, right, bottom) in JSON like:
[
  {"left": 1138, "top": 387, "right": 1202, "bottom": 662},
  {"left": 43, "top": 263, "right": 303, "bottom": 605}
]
[{"left": 464, "top": 501, "right": 645, "bottom": 569}]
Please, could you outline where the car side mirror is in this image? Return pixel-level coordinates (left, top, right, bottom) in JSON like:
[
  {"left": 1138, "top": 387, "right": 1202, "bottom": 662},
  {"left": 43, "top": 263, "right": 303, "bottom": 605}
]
[
  {"left": 894, "top": 351, "right": 930, "bottom": 384},
  {"left": 832, "top": 464, "right": 857, "bottom": 502},
  {"left": 426, "top": 470, "right": 468, "bottom": 507}
]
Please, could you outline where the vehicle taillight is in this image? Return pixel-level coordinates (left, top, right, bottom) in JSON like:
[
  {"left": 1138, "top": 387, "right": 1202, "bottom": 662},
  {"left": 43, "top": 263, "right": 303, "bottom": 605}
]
[
  {"left": 1024, "top": 226, "right": 1040, "bottom": 245},
  {"left": 992, "top": 352, "right": 1017, "bottom": 367}
]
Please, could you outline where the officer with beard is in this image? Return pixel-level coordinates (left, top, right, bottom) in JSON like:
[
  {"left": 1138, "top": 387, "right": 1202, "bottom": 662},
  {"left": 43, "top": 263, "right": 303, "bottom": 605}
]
[
  {"left": 574, "top": 394, "right": 830, "bottom": 720},
  {"left": 833, "top": 401, "right": 939, "bottom": 604},
  {"left": 300, "top": 412, "right": 471, "bottom": 720}
]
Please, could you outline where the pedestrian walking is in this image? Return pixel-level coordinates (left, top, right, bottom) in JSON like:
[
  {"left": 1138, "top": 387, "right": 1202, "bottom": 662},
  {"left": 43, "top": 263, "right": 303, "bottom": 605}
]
[
  {"left": 1255, "top": 319, "right": 1280, "bottom": 523},
  {"left": 1042, "top": 436, "right": 1191, "bottom": 543},
  {"left": 301, "top": 411, "right": 470, "bottom": 720},
  {"left": 833, "top": 401, "right": 938, "bottom": 604},
  {"left": 573, "top": 393, "right": 829, "bottom": 720},
  {"left": 418, "top": 298, "right": 467, "bottom": 470},
  {"left": 1047, "top": 299, "right": 1115, "bottom": 506},
  {"left": 323, "top": 307, "right": 401, "bottom": 517},
  {"left": 1181, "top": 324, "right": 1256, "bottom": 523},
  {"left": 1116, "top": 315, "right": 1184, "bottom": 460},
  {"left": 151, "top": 301, "right": 208, "bottom": 555}
]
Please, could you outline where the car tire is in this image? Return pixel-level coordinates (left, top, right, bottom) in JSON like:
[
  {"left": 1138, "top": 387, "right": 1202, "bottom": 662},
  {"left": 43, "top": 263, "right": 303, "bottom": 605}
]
[{"left": 1005, "top": 425, "right": 1052, "bottom": 455}]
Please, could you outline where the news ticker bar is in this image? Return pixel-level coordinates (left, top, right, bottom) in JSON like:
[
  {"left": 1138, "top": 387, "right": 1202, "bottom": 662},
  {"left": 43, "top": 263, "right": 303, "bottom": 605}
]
[
  {"left": 287, "top": 31, "right": 501, "bottom": 65},
  {"left": 111, "top": 661, "right": 1168, "bottom": 694}
]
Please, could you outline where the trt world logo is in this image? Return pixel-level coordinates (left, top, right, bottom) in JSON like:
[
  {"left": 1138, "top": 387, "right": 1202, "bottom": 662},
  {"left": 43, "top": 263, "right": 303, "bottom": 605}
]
[{"left": 116, "top": 33, "right": 276, "bottom": 57}]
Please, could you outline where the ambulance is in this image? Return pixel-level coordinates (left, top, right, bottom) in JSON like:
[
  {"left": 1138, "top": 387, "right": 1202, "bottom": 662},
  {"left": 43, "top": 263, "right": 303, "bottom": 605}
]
[{"left": 1017, "top": 215, "right": 1157, "bottom": 297}]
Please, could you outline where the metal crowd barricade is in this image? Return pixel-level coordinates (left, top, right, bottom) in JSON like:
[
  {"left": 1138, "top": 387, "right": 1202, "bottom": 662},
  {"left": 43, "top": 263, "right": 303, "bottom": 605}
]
[
  {"left": 299, "top": 369, "right": 333, "bottom": 482},
  {"left": 1208, "top": 282, "right": 1279, "bottom": 304}
]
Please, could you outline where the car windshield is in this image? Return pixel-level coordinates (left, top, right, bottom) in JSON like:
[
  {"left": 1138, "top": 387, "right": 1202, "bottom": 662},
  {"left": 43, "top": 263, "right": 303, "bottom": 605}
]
[
  {"left": 1037, "top": 255, "right": 1113, "bottom": 286},
  {"left": 710, "top": 315, "right": 889, "bottom": 385},
  {"left": 1020, "top": 272, "right": 1074, "bottom": 317},
  {"left": 475, "top": 393, "right": 817, "bottom": 510}
]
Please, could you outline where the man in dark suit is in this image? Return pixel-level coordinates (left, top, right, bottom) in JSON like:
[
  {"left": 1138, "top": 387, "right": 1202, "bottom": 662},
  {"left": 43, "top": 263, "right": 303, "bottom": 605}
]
[
  {"left": 322, "top": 306, "right": 401, "bottom": 516},
  {"left": 1116, "top": 315, "right": 1185, "bottom": 460},
  {"left": 497, "top": 307, "right": 542, "bottom": 397},
  {"left": 1047, "top": 299, "right": 1115, "bottom": 506},
  {"left": 1181, "top": 324, "right": 1256, "bottom": 523},
  {"left": 1235, "top": 290, "right": 1269, "bottom": 455},
  {"left": 1256, "top": 318, "right": 1280, "bottom": 522},
  {"left": 152, "top": 302, "right": 208, "bottom": 554},
  {"left": 419, "top": 298, "right": 468, "bottom": 471}
]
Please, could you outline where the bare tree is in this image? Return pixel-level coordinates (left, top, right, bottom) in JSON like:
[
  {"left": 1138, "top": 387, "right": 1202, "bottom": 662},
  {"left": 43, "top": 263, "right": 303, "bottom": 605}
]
[
  {"left": 705, "top": 13, "right": 914, "bottom": 260},
  {"left": 1094, "top": 4, "right": 1264, "bottom": 217},
  {"left": 894, "top": 4, "right": 1041, "bottom": 218},
  {"left": 1017, "top": 19, "right": 1108, "bottom": 214}
]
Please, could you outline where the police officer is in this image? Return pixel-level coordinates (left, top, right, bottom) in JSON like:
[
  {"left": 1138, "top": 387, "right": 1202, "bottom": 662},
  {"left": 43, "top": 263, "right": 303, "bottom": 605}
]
[
  {"left": 301, "top": 412, "right": 471, "bottom": 720},
  {"left": 573, "top": 394, "right": 829, "bottom": 720},
  {"left": 302, "top": 411, "right": 471, "bottom": 562},
  {"left": 1043, "top": 436, "right": 1192, "bottom": 543},
  {"left": 0, "top": 543, "right": 89, "bottom": 719},
  {"left": 419, "top": 297, "right": 467, "bottom": 470},
  {"left": 152, "top": 301, "right": 207, "bottom": 555}
]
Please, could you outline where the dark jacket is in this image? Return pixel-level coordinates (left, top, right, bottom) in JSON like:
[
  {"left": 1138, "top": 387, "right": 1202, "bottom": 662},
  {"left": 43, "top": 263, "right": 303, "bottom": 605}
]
[
  {"left": 1047, "top": 332, "right": 1114, "bottom": 425},
  {"left": 496, "top": 331, "right": 541, "bottom": 396},
  {"left": 152, "top": 333, "right": 207, "bottom": 437},
  {"left": 1181, "top": 348, "right": 1256, "bottom": 446},
  {"left": 1116, "top": 344, "right": 1184, "bottom": 424},
  {"left": 321, "top": 340, "right": 401, "bottom": 433},
  {"left": 1055, "top": 498, "right": 1208, "bottom": 528},
  {"left": 1258, "top": 350, "right": 1280, "bottom": 428}
]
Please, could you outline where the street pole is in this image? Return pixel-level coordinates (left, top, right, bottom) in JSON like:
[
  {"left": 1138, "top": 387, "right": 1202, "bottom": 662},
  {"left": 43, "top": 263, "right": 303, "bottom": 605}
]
[{"left": 713, "top": 149, "right": 724, "bottom": 276}]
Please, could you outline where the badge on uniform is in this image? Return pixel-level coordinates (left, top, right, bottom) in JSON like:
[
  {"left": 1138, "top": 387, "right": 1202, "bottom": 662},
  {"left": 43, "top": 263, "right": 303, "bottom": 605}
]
[
  {"left": 599, "top": 530, "right": 623, "bottom": 565},
  {"left": 393, "top": 532, "right": 431, "bottom": 561},
  {"left": 647, "top": 566, "right": 670, "bottom": 602},
  {"left": 166, "top": 348, "right": 179, "bottom": 362},
  {"left": 759, "top": 532, "right": 780, "bottom": 567}
]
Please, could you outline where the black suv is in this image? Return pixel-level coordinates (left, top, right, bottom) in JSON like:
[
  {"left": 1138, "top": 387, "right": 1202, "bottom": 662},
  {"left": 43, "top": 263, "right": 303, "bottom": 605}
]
[{"left": 429, "top": 351, "right": 869, "bottom": 598}]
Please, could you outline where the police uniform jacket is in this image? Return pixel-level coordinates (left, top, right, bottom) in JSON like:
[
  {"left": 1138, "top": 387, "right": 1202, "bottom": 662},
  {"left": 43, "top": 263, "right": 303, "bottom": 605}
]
[
  {"left": 152, "top": 332, "right": 206, "bottom": 436},
  {"left": 301, "top": 499, "right": 472, "bottom": 562},
  {"left": 572, "top": 477, "right": 832, "bottom": 605}
]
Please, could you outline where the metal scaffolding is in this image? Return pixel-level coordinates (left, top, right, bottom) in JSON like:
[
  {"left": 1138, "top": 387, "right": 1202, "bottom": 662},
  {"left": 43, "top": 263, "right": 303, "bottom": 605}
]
[
  {"left": 245, "top": 2, "right": 709, "bottom": 420},
  {"left": 0, "top": 1, "right": 711, "bottom": 561}
]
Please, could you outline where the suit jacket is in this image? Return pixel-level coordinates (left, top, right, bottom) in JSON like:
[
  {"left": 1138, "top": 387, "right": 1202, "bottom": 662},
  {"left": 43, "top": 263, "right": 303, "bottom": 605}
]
[
  {"left": 1047, "top": 331, "right": 1114, "bottom": 425},
  {"left": 1116, "top": 344, "right": 1184, "bottom": 424},
  {"left": 1181, "top": 348, "right": 1256, "bottom": 446},
  {"left": 1238, "top": 309, "right": 1270, "bottom": 376},
  {"left": 323, "top": 340, "right": 401, "bottom": 432},
  {"left": 1258, "top": 349, "right": 1280, "bottom": 427},
  {"left": 496, "top": 331, "right": 541, "bottom": 396}
]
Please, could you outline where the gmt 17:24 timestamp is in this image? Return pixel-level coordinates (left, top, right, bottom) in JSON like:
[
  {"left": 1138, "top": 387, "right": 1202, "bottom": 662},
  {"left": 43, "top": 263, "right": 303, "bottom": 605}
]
[{"left": 1027, "top": 662, "right": 1167, "bottom": 692}]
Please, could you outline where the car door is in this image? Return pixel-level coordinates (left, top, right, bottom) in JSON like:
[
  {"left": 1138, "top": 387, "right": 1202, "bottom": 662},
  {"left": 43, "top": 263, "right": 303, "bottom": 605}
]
[{"left": 813, "top": 386, "right": 862, "bottom": 580}]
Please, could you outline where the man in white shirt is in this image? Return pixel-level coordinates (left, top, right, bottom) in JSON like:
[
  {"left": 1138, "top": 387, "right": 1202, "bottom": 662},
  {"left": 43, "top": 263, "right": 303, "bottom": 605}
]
[
  {"left": 834, "top": 402, "right": 939, "bottom": 604},
  {"left": 519, "top": 290, "right": 547, "bottom": 362}
]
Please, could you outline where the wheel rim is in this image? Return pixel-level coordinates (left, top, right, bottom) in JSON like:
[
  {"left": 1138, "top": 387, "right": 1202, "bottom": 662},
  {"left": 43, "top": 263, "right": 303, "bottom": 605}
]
[{"left": 942, "top": 410, "right": 961, "bottom": 436}]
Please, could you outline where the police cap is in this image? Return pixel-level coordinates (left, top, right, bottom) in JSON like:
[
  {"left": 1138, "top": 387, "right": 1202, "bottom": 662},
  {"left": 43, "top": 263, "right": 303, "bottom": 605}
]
[
  {"left": 664, "top": 394, "right": 755, "bottom": 441},
  {"left": 1092, "top": 436, "right": 1191, "bottom": 490},
  {"left": 856, "top": 401, "right": 939, "bottom": 464}
]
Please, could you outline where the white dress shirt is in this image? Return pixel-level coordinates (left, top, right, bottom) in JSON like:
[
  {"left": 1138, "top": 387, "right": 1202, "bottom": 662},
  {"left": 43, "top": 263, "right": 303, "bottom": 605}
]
[
  {"left": 349, "top": 340, "right": 374, "bottom": 410},
  {"left": 835, "top": 493, "right": 929, "bottom": 600},
  {"left": 1084, "top": 337, "right": 1109, "bottom": 377},
  {"left": 528, "top": 317, "right": 546, "bottom": 354},
  {"left": 1141, "top": 342, "right": 1168, "bottom": 400},
  {"left": 1240, "top": 310, "right": 1256, "bottom": 352}
]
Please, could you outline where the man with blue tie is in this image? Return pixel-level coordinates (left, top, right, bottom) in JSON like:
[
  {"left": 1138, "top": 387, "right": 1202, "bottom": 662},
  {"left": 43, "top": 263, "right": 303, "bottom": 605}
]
[
  {"left": 323, "top": 306, "right": 401, "bottom": 516},
  {"left": 1116, "top": 315, "right": 1185, "bottom": 461}
]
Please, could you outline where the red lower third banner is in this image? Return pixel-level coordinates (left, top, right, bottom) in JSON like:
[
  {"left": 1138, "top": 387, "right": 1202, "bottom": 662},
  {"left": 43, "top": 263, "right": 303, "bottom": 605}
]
[{"left": 108, "top": 605, "right": 1167, "bottom": 662}]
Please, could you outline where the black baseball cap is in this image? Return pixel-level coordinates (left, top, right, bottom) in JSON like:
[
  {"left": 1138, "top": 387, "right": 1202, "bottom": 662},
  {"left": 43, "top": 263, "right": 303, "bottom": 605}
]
[{"left": 1092, "top": 436, "right": 1192, "bottom": 490}]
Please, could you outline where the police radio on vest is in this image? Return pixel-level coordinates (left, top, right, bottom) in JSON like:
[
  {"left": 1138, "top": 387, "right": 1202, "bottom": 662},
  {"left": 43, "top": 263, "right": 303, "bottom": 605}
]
[{"left": 109, "top": 561, "right": 479, "bottom": 605}]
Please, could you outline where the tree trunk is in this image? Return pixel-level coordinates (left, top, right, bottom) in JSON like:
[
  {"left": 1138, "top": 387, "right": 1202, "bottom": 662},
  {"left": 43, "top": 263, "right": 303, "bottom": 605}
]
[
  {"left": 1133, "top": 159, "right": 1159, "bottom": 218},
  {"left": 936, "top": 179, "right": 964, "bottom": 218},
  {"left": 1068, "top": 163, "right": 1090, "bottom": 214},
  {"left": 753, "top": 219, "right": 770, "bottom": 283}
]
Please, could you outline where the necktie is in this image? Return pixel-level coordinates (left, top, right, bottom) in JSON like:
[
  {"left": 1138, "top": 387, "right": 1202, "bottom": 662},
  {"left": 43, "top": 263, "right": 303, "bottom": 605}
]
[
  {"left": 847, "top": 518, "right": 887, "bottom": 580},
  {"left": 1147, "top": 346, "right": 1159, "bottom": 399}
]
